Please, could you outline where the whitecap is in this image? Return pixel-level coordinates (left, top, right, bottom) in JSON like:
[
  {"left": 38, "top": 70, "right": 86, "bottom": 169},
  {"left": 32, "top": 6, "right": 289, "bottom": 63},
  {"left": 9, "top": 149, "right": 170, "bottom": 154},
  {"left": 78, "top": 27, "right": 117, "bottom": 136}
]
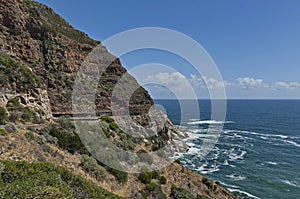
[
  {"left": 228, "top": 130, "right": 291, "bottom": 140},
  {"left": 187, "top": 120, "right": 234, "bottom": 125},
  {"left": 284, "top": 140, "right": 300, "bottom": 147},
  {"left": 282, "top": 180, "right": 300, "bottom": 188},
  {"left": 186, "top": 146, "right": 201, "bottom": 154},
  {"left": 228, "top": 149, "right": 247, "bottom": 161},
  {"left": 228, "top": 188, "right": 260, "bottom": 199},
  {"left": 219, "top": 181, "right": 240, "bottom": 188},
  {"left": 266, "top": 161, "right": 278, "bottom": 165},
  {"left": 223, "top": 160, "right": 230, "bottom": 166},
  {"left": 196, "top": 165, "right": 220, "bottom": 174},
  {"left": 226, "top": 173, "right": 246, "bottom": 181}
]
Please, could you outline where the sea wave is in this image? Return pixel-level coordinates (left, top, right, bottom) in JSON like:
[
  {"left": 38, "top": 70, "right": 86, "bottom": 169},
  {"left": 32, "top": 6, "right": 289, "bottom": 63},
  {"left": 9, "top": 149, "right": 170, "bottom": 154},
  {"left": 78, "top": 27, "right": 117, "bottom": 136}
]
[
  {"left": 226, "top": 173, "right": 246, "bottom": 181},
  {"left": 283, "top": 140, "right": 300, "bottom": 147},
  {"left": 187, "top": 120, "right": 234, "bottom": 125},
  {"left": 228, "top": 148, "right": 247, "bottom": 161},
  {"left": 281, "top": 180, "right": 300, "bottom": 188},
  {"left": 196, "top": 164, "right": 220, "bottom": 174},
  {"left": 265, "top": 161, "right": 278, "bottom": 165},
  {"left": 224, "top": 130, "right": 295, "bottom": 140},
  {"left": 228, "top": 188, "right": 260, "bottom": 199}
]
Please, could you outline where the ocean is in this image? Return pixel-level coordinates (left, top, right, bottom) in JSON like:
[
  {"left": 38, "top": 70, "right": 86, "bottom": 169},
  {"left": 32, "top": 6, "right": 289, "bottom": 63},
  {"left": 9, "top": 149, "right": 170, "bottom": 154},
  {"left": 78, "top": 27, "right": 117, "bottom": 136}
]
[{"left": 155, "top": 99, "right": 300, "bottom": 199}]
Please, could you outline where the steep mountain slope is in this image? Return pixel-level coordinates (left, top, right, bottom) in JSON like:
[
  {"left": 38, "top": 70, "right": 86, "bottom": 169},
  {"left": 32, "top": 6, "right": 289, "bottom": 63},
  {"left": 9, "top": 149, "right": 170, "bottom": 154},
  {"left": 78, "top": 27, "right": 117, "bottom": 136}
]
[
  {"left": 0, "top": 0, "right": 152, "bottom": 116},
  {"left": 0, "top": 0, "right": 239, "bottom": 198}
]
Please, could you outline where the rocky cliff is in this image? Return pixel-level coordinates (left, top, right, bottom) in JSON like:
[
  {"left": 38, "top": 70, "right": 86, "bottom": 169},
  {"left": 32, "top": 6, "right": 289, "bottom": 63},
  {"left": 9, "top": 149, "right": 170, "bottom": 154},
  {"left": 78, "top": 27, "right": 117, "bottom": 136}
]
[
  {"left": 0, "top": 0, "right": 239, "bottom": 198},
  {"left": 0, "top": 0, "right": 153, "bottom": 116}
]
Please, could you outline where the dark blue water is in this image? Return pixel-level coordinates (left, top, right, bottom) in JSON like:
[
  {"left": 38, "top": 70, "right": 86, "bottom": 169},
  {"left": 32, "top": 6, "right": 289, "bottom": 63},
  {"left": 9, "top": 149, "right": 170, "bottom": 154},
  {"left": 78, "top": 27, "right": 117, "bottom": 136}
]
[{"left": 155, "top": 100, "right": 300, "bottom": 199}]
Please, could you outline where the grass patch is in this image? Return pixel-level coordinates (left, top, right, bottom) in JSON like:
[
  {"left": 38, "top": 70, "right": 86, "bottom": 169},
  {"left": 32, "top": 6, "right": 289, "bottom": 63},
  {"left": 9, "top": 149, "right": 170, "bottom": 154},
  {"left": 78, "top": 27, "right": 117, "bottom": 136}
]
[
  {"left": 0, "top": 107, "right": 7, "bottom": 125},
  {"left": 80, "top": 155, "right": 108, "bottom": 182},
  {"left": 0, "top": 53, "right": 43, "bottom": 92},
  {"left": 170, "top": 185, "right": 194, "bottom": 199},
  {"left": 43, "top": 117, "right": 89, "bottom": 155},
  {"left": 0, "top": 160, "right": 122, "bottom": 199}
]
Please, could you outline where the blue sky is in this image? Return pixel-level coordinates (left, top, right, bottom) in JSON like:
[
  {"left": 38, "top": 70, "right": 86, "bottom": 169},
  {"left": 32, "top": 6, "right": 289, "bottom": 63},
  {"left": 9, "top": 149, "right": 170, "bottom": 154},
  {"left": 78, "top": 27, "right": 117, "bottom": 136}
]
[{"left": 36, "top": 0, "right": 300, "bottom": 99}]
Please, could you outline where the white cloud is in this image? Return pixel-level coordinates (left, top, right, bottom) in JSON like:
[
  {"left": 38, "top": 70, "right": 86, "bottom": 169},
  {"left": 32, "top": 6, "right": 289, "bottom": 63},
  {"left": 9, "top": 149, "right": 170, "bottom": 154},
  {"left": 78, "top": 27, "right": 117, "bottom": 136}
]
[
  {"left": 143, "top": 72, "right": 187, "bottom": 87},
  {"left": 190, "top": 75, "right": 230, "bottom": 89},
  {"left": 237, "top": 77, "right": 265, "bottom": 89},
  {"left": 142, "top": 72, "right": 196, "bottom": 98},
  {"left": 273, "top": 81, "right": 300, "bottom": 90}
]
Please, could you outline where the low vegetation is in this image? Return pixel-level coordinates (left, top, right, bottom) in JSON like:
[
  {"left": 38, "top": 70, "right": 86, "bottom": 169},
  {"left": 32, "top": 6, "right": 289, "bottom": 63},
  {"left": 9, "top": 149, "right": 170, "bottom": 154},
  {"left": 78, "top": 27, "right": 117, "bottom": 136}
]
[
  {"left": 0, "top": 53, "right": 43, "bottom": 92},
  {"left": 170, "top": 185, "right": 195, "bottom": 199},
  {"left": 141, "top": 182, "right": 167, "bottom": 199},
  {"left": 6, "top": 97, "right": 41, "bottom": 124},
  {"left": 80, "top": 155, "right": 108, "bottom": 182},
  {"left": 202, "top": 177, "right": 217, "bottom": 191},
  {"left": 0, "top": 107, "right": 7, "bottom": 125},
  {"left": 0, "top": 160, "right": 122, "bottom": 199},
  {"left": 43, "top": 117, "right": 89, "bottom": 155}
]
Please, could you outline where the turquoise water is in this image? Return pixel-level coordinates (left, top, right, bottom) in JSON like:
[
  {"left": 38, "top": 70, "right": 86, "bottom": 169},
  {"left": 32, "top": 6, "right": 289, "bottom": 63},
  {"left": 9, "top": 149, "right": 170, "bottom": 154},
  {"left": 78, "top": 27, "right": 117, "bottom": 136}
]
[{"left": 155, "top": 100, "right": 300, "bottom": 199}]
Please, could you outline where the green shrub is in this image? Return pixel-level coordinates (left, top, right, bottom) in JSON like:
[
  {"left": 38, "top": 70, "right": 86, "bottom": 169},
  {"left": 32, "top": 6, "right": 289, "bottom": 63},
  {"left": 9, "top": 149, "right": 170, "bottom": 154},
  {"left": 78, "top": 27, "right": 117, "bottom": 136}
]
[
  {"left": 151, "top": 145, "right": 160, "bottom": 151},
  {"left": 202, "top": 177, "right": 216, "bottom": 190},
  {"left": 102, "top": 127, "right": 110, "bottom": 138},
  {"left": 139, "top": 172, "right": 152, "bottom": 184},
  {"left": 170, "top": 185, "right": 194, "bottom": 199},
  {"left": 0, "top": 107, "right": 7, "bottom": 125},
  {"left": 106, "top": 160, "right": 128, "bottom": 183},
  {"left": 140, "top": 191, "right": 149, "bottom": 199},
  {"left": 0, "top": 129, "right": 7, "bottom": 136},
  {"left": 6, "top": 98, "right": 40, "bottom": 124},
  {"left": 159, "top": 176, "right": 167, "bottom": 184},
  {"left": 137, "top": 150, "right": 154, "bottom": 164},
  {"left": 0, "top": 53, "right": 43, "bottom": 92},
  {"left": 6, "top": 97, "right": 22, "bottom": 112},
  {"left": 146, "top": 183, "right": 155, "bottom": 192},
  {"left": 21, "top": 107, "right": 39, "bottom": 123},
  {"left": 80, "top": 155, "right": 108, "bottom": 182},
  {"left": 115, "top": 131, "right": 135, "bottom": 151},
  {"left": 45, "top": 118, "right": 89, "bottom": 155},
  {"left": 100, "top": 116, "right": 114, "bottom": 123},
  {"left": 109, "top": 122, "right": 118, "bottom": 131},
  {"left": 138, "top": 170, "right": 158, "bottom": 184},
  {"left": 144, "top": 183, "right": 167, "bottom": 199},
  {"left": 0, "top": 160, "right": 122, "bottom": 199}
]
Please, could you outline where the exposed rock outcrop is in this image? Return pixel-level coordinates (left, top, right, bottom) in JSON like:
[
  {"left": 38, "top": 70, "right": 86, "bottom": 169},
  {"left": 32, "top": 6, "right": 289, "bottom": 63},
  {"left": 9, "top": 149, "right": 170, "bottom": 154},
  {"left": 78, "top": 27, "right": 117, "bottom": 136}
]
[{"left": 0, "top": 0, "right": 152, "bottom": 116}]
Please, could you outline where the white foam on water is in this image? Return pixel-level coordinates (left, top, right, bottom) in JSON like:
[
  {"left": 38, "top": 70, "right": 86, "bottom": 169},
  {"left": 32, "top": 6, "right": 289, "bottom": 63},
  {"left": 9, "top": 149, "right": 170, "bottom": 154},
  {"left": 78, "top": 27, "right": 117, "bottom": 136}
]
[
  {"left": 284, "top": 140, "right": 300, "bottom": 147},
  {"left": 282, "top": 180, "right": 300, "bottom": 188},
  {"left": 187, "top": 120, "right": 234, "bottom": 125},
  {"left": 186, "top": 142, "right": 196, "bottom": 147},
  {"left": 186, "top": 146, "right": 201, "bottom": 155},
  {"left": 219, "top": 181, "right": 240, "bottom": 188},
  {"left": 226, "top": 173, "right": 246, "bottom": 181},
  {"left": 266, "top": 161, "right": 278, "bottom": 165},
  {"left": 228, "top": 188, "right": 260, "bottom": 199},
  {"left": 223, "top": 160, "right": 230, "bottom": 166},
  {"left": 190, "top": 128, "right": 208, "bottom": 133},
  {"left": 196, "top": 164, "right": 220, "bottom": 174},
  {"left": 228, "top": 149, "right": 247, "bottom": 161},
  {"left": 189, "top": 119, "right": 201, "bottom": 121},
  {"left": 226, "top": 130, "right": 293, "bottom": 140},
  {"left": 260, "top": 136, "right": 267, "bottom": 140}
]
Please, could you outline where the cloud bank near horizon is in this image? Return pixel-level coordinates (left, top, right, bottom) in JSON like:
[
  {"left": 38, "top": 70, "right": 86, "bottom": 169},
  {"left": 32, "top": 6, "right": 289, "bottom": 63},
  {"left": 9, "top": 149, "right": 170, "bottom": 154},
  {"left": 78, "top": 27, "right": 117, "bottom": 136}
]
[{"left": 138, "top": 72, "right": 300, "bottom": 99}]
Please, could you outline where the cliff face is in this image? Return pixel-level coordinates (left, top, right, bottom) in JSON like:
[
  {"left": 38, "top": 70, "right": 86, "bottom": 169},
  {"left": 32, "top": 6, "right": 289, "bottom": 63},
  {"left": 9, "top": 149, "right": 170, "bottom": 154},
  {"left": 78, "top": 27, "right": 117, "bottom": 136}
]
[
  {"left": 0, "top": 0, "right": 153, "bottom": 116},
  {"left": 0, "top": 1, "right": 239, "bottom": 199}
]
